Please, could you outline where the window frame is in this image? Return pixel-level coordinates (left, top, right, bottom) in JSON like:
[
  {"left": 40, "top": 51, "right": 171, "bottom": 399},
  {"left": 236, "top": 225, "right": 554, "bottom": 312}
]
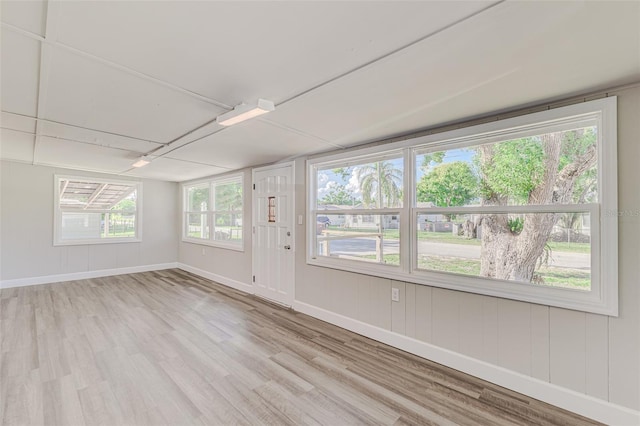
[
  {"left": 307, "top": 97, "right": 618, "bottom": 316},
  {"left": 309, "top": 148, "right": 408, "bottom": 273},
  {"left": 181, "top": 172, "right": 245, "bottom": 251},
  {"left": 54, "top": 175, "right": 142, "bottom": 246}
]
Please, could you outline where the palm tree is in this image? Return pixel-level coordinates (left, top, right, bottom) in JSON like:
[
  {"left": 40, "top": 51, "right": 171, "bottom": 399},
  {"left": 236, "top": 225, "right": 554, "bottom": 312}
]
[
  {"left": 356, "top": 160, "right": 403, "bottom": 208},
  {"left": 356, "top": 160, "right": 402, "bottom": 263}
]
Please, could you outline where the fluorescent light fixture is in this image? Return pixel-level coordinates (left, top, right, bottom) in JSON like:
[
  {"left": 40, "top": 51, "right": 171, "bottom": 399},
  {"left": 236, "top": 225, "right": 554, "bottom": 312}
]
[
  {"left": 132, "top": 156, "right": 151, "bottom": 168},
  {"left": 216, "top": 99, "right": 275, "bottom": 126}
]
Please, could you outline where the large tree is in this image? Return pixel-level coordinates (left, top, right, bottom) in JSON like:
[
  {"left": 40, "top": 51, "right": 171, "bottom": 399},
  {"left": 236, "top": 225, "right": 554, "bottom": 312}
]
[{"left": 477, "top": 130, "right": 596, "bottom": 282}]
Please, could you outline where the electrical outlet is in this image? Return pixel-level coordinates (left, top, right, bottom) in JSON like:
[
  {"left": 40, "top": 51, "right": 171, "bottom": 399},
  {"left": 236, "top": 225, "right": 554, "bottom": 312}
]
[{"left": 391, "top": 287, "right": 400, "bottom": 302}]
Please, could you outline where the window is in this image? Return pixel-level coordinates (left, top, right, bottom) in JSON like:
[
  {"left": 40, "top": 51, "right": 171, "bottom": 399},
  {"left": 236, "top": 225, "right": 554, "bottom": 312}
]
[
  {"left": 54, "top": 175, "right": 141, "bottom": 245},
  {"left": 308, "top": 98, "right": 618, "bottom": 315},
  {"left": 310, "top": 151, "right": 404, "bottom": 266},
  {"left": 182, "top": 173, "right": 244, "bottom": 250}
]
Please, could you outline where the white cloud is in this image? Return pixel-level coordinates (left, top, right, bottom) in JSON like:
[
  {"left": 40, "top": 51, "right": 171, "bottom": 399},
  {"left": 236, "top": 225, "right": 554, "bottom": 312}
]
[
  {"left": 317, "top": 173, "right": 329, "bottom": 186},
  {"left": 346, "top": 167, "right": 362, "bottom": 197},
  {"left": 318, "top": 179, "right": 339, "bottom": 199}
]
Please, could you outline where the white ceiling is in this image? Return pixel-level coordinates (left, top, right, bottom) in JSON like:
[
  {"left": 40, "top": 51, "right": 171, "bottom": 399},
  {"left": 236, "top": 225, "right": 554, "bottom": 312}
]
[{"left": 1, "top": 1, "right": 639, "bottom": 182}]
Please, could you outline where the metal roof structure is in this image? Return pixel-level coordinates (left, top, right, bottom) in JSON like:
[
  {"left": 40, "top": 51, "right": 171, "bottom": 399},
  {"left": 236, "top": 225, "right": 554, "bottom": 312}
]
[{"left": 58, "top": 178, "right": 136, "bottom": 210}]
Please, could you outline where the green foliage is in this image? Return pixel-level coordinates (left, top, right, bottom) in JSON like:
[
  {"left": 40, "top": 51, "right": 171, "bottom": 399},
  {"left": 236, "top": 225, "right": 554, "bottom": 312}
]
[
  {"left": 188, "top": 186, "right": 209, "bottom": 211},
  {"left": 356, "top": 161, "right": 403, "bottom": 208},
  {"left": 215, "top": 182, "right": 242, "bottom": 211},
  {"left": 216, "top": 215, "right": 230, "bottom": 226},
  {"left": 508, "top": 217, "right": 524, "bottom": 234},
  {"left": 320, "top": 184, "right": 356, "bottom": 206},
  {"left": 332, "top": 167, "right": 352, "bottom": 180},
  {"left": 479, "top": 138, "right": 545, "bottom": 203},
  {"left": 559, "top": 128, "right": 596, "bottom": 170},
  {"left": 111, "top": 197, "right": 136, "bottom": 211},
  {"left": 477, "top": 128, "right": 597, "bottom": 204},
  {"left": 420, "top": 151, "right": 445, "bottom": 173},
  {"left": 416, "top": 161, "right": 478, "bottom": 207}
]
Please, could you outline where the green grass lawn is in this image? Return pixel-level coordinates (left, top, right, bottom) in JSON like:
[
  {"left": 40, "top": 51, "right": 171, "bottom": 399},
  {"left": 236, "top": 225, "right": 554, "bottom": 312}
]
[
  {"left": 359, "top": 253, "right": 589, "bottom": 290},
  {"left": 418, "top": 232, "right": 590, "bottom": 253},
  {"left": 419, "top": 255, "right": 590, "bottom": 290}
]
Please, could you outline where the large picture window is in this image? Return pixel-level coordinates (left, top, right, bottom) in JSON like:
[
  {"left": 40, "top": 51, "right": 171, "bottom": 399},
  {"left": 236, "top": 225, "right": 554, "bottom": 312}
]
[
  {"left": 54, "top": 175, "right": 141, "bottom": 245},
  {"left": 182, "top": 173, "right": 244, "bottom": 250},
  {"left": 308, "top": 98, "right": 618, "bottom": 315}
]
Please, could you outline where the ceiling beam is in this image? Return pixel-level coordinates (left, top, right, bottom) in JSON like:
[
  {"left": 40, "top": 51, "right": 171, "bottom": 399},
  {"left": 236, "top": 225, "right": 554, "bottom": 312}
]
[
  {"left": 2, "top": 110, "right": 165, "bottom": 146},
  {"left": 83, "top": 183, "right": 107, "bottom": 210},
  {"left": 32, "top": 0, "right": 61, "bottom": 166},
  {"left": 1, "top": 22, "right": 232, "bottom": 111},
  {"left": 59, "top": 178, "right": 69, "bottom": 196}
]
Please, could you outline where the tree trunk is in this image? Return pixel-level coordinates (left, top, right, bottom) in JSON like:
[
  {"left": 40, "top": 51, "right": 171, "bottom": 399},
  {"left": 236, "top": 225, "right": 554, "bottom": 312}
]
[
  {"left": 479, "top": 131, "right": 596, "bottom": 283},
  {"left": 510, "top": 133, "right": 563, "bottom": 281},
  {"left": 480, "top": 212, "right": 516, "bottom": 279},
  {"left": 478, "top": 144, "right": 511, "bottom": 277}
]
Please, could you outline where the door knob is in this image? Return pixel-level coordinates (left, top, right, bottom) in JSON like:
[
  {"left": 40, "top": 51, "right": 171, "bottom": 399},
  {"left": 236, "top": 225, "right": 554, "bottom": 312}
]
[{"left": 284, "top": 245, "right": 291, "bottom": 250}]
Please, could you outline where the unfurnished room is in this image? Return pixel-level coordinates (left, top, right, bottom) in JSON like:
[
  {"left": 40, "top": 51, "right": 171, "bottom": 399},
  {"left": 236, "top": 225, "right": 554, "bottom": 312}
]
[{"left": 1, "top": 1, "right": 639, "bottom": 425}]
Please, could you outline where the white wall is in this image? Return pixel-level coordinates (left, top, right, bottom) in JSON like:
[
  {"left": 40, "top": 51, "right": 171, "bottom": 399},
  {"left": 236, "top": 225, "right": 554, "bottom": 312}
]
[
  {"left": 0, "top": 161, "right": 179, "bottom": 281},
  {"left": 292, "top": 86, "right": 640, "bottom": 413},
  {"left": 177, "top": 169, "right": 253, "bottom": 288}
]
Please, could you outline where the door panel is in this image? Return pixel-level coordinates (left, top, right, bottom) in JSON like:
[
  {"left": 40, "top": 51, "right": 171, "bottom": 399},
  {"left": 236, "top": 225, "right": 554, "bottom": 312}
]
[{"left": 252, "top": 164, "right": 294, "bottom": 305}]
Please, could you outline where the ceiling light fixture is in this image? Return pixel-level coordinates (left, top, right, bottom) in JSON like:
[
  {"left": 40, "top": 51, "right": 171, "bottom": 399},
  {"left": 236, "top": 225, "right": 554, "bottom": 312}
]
[
  {"left": 132, "top": 155, "right": 151, "bottom": 168},
  {"left": 216, "top": 99, "right": 275, "bottom": 126}
]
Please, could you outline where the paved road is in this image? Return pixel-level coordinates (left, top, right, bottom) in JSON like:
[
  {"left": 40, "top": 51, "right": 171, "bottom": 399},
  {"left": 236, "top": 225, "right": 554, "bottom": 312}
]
[{"left": 326, "top": 238, "right": 589, "bottom": 270}]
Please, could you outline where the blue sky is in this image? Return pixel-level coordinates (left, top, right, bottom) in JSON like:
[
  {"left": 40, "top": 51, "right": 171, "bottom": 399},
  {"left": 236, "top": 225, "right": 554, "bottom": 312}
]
[{"left": 317, "top": 148, "right": 475, "bottom": 202}]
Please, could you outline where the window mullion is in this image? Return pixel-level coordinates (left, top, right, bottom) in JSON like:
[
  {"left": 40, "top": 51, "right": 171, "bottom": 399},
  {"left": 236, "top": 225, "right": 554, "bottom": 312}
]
[{"left": 400, "top": 147, "right": 412, "bottom": 274}]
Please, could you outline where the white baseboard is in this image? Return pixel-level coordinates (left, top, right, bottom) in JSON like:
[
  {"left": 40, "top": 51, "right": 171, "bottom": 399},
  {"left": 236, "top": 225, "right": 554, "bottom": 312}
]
[
  {"left": 0, "top": 263, "right": 179, "bottom": 289},
  {"left": 177, "top": 263, "right": 254, "bottom": 294},
  {"left": 293, "top": 300, "right": 640, "bottom": 426}
]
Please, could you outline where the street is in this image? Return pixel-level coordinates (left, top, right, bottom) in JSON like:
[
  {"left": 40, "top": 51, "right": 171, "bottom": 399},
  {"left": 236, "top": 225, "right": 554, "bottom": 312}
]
[{"left": 325, "top": 237, "right": 589, "bottom": 270}]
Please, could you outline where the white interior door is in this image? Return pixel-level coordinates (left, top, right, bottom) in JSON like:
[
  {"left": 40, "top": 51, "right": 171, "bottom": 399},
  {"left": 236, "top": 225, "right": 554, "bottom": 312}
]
[{"left": 252, "top": 163, "right": 294, "bottom": 306}]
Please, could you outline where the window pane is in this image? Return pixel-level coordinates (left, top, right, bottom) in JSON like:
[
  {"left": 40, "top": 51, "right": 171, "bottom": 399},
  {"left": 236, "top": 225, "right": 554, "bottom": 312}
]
[
  {"left": 60, "top": 212, "right": 136, "bottom": 240},
  {"left": 214, "top": 213, "right": 242, "bottom": 242},
  {"left": 315, "top": 214, "right": 399, "bottom": 265},
  {"left": 416, "top": 212, "right": 591, "bottom": 291},
  {"left": 186, "top": 213, "right": 209, "bottom": 239},
  {"left": 214, "top": 181, "right": 242, "bottom": 211},
  {"left": 187, "top": 184, "right": 209, "bottom": 211},
  {"left": 111, "top": 190, "right": 137, "bottom": 211},
  {"left": 104, "top": 212, "right": 136, "bottom": 237},
  {"left": 59, "top": 180, "right": 137, "bottom": 210},
  {"left": 317, "top": 156, "right": 403, "bottom": 209},
  {"left": 61, "top": 212, "right": 103, "bottom": 240},
  {"left": 415, "top": 126, "right": 598, "bottom": 207},
  {"left": 57, "top": 176, "right": 140, "bottom": 244}
]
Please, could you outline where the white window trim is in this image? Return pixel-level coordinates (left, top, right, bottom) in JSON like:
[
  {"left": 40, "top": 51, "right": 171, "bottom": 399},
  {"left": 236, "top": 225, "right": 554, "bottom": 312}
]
[
  {"left": 54, "top": 175, "right": 142, "bottom": 246},
  {"left": 181, "top": 172, "right": 245, "bottom": 252},
  {"left": 307, "top": 97, "right": 618, "bottom": 316}
]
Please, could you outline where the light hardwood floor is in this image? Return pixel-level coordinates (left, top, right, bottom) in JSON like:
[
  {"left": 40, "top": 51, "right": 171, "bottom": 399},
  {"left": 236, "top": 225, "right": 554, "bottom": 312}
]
[{"left": 1, "top": 269, "right": 601, "bottom": 425}]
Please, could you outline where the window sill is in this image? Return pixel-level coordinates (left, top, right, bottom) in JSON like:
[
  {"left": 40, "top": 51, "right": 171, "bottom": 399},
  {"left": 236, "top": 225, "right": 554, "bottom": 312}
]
[{"left": 54, "top": 237, "right": 141, "bottom": 246}]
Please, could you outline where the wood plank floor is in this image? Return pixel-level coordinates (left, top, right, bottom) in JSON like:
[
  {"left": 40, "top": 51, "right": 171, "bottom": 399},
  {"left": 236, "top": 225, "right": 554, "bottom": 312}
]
[{"left": 1, "top": 269, "right": 601, "bottom": 425}]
